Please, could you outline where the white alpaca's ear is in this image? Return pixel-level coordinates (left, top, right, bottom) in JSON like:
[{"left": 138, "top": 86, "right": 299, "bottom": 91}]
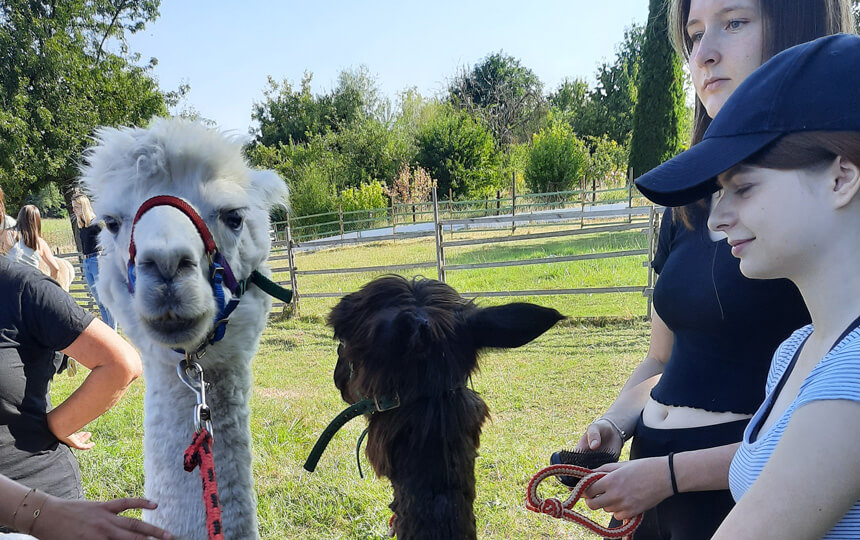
[
  {"left": 250, "top": 169, "right": 289, "bottom": 211},
  {"left": 832, "top": 156, "right": 860, "bottom": 210}
]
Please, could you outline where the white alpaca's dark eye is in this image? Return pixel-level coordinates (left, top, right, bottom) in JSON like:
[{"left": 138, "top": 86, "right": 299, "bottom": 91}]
[
  {"left": 103, "top": 216, "right": 121, "bottom": 234},
  {"left": 220, "top": 209, "right": 244, "bottom": 231}
]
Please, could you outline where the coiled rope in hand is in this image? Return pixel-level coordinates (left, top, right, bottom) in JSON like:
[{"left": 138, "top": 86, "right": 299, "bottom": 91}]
[{"left": 525, "top": 463, "right": 642, "bottom": 539}]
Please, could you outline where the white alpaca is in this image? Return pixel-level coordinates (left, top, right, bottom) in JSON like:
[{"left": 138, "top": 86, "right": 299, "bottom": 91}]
[{"left": 79, "top": 118, "right": 287, "bottom": 539}]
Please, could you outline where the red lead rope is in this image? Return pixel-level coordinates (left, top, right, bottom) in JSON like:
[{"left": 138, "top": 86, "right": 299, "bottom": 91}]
[
  {"left": 525, "top": 464, "right": 642, "bottom": 539},
  {"left": 183, "top": 429, "right": 224, "bottom": 540}
]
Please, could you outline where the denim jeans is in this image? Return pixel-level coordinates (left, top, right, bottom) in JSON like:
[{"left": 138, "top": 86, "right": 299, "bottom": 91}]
[{"left": 81, "top": 255, "right": 116, "bottom": 329}]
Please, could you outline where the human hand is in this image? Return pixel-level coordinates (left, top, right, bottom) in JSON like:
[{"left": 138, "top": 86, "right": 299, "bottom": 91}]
[
  {"left": 574, "top": 419, "right": 624, "bottom": 455},
  {"left": 583, "top": 457, "right": 674, "bottom": 520},
  {"left": 60, "top": 431, "right": 94, "bottom": 451},
  {"left": 30, "top": 497, "right": 173, "bottom": 540}
]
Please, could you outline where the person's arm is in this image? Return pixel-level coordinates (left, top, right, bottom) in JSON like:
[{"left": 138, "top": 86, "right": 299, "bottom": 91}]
[
  {"left": 36, "top": 238, "right": 60, "bottom": 275},
  {"left": 46, "top": 318, "right": 141, "bottom": 449},
  {"left": 583, "top": 442, "right": 740, "bottom": 519},
  {"left": 575, "top": 309, "right": 673, "bottom": 454},
  {"left": 0, "top": 473, "right": 172, "bottom": 539},
  {"left": 713, "top": 400, "right": 860, "bottom": 539}
]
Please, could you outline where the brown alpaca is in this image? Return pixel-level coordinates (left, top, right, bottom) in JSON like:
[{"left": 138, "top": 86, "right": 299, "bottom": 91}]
[{"left": 329, "top": 275, "right": 564, "bottom": 539}]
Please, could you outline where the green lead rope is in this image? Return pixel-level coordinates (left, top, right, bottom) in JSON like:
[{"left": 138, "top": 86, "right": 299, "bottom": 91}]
[
  {"left": 304, "top": 395, "right": 399, "bottom": 473},
  {"left": 250, "top": 270, "right": 293, "bottom": 303}
]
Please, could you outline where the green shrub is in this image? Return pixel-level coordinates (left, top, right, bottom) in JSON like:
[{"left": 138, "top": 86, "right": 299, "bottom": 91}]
[
  {"left": 525, "top": 122, "right": 589, "bottom": 192},
  {"left": 414, "top": 105, "right": 502, "bottom": 199},
  {"left": 340, "top": 180, "right": 388, "bottom": 213},
  {"left": 584, "top": 135, "right": 629, "bottom": 188},
  {"left": 288, "top": 162, "right": 339, "bottom": 220}
]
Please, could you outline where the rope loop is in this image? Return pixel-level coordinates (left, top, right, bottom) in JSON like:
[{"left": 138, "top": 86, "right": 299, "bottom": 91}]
[{"left": 525, "top": 463, "right": 642, "bottom": 539}]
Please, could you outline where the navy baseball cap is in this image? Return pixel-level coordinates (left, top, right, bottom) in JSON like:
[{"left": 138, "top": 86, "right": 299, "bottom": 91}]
[{"left": 635, "top": 33, "right": 860, "bottom": 207}]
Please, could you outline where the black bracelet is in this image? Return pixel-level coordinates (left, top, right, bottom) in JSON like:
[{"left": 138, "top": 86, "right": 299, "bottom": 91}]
[{"left": 667, "top": 452, "right": 679, "bottom": 495}]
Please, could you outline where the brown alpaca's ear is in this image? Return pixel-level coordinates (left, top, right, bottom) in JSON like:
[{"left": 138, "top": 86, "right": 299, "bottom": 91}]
[{"left": 466, "top": 303, "right": 565, "bottom": 349}]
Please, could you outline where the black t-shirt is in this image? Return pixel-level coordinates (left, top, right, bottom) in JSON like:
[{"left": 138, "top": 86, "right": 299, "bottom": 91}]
[
  {"left": 79, "top": 223, "right": 102, "bottom": 257},
  {"left": 651, "top": 207, "right": 811, "bottom": 414},
  {"left": 0, "top": 258, "right": 94, "bottom": 498}
]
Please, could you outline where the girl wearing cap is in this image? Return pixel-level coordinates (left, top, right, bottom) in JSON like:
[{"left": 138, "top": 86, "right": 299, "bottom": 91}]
[
  {"left": 567, "top": 1, "right": 855, "bottom": 538},
  {"left": 637, "top": 33, "right": 860, "bottom": 539}
]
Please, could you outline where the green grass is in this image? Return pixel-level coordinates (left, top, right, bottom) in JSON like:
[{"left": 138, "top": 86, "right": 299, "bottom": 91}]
[
  {"left": 54, "top": 317, "right": 648, "bottom": 539},
  {"left": 48, "top": 216, "right": 652, "bottom": 538},
  {"left": 282, "top": 221, "right": 651, "bottom": 321},
  {"left": 41, "top": 218, "right": 77, "bottom": 253}
]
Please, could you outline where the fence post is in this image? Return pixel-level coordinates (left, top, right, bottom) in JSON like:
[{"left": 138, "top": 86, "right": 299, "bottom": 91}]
[
  {"left": 644, "top": 205, "right": 657, "bottom": 321},
  {"left": 338, "top": 204, "right": 344, "bottom": 240},
  {"left": 628, "top": 166, "right": 634, "bottom": 223},
  {"left": 580, "top": 175, "right": 586, "bottom": 228},
  {"left": 432, "top": 186, "right": 446, "bottom": 282},
  {"left": 391, "top": 198, "right": 396, "bottom": 236},
  {"left": 496, "top": 190, "right": 501, "bottom": 216},
  {"left": 511, "top": 171, "right": 517, "bottom": 233},
  {"left": 448, "top": 188, "right": 454, "bottom": 234},
  {"left": 285, "top": 213, "right": 300, "bottom": 318}
]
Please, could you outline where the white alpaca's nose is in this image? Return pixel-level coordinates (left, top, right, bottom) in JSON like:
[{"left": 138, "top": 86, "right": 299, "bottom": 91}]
[{"left": 136, "top": 248, "right": 199, "bottom": 285}]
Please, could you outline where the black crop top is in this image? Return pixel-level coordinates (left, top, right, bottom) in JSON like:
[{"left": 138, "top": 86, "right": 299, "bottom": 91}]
[
  {"left": 650, "top": 207, "right": 810, "bottom": 414},
  {"left": 79, "top": 223, "right": 102, "bottom": 256}
]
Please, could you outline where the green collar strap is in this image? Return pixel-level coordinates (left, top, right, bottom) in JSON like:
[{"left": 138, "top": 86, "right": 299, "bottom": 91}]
[{"left": 303, "top": 394, "right": 400, "bottom": 472}]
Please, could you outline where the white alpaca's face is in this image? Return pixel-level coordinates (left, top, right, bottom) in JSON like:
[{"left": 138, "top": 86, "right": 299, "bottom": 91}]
[{"left": 80, "top": 119, "right": 287, "bottom": 354}]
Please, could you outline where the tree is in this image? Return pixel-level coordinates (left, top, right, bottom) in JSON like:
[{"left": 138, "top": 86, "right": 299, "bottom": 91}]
[
  {"left": 524, "top": 122, "right": 589, "bottom": 193},
  {"left": 448, "top": 52, "right": 545, "bottom": 146},
  {"left": 548, "top": 78, "right": 590, "bottom": 124},
  {"left": 251, "top": 65, "right": 388, "bottom": 147},
  {"left": 414, "top": 105, "right": 501, "bottom": 198},
  {"left": 629, "top": 0, "right": 686, "bottom": 177},
  {"left": 0, "top": 0, "right": 169, "bottom": 206},
  {"left": 575, "top": 24, "right": 645, "bottom": 145}
]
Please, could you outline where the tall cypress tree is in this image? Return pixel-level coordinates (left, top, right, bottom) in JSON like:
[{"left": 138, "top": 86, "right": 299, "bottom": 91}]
[{"left": 629, "top": 0, "right": 687, "bottom": 178}]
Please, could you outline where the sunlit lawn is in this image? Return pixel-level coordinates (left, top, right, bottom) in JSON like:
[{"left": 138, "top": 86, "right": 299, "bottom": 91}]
[{"left": 51, "top": 217, "right": 652, "bottom": 538}]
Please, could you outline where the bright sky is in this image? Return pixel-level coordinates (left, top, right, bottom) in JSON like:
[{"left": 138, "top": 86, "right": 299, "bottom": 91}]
[{"left": 126, "top": 1, "right": 649, "bottom": 137}]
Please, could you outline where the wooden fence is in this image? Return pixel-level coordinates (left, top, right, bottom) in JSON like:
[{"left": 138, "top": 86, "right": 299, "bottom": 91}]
[
  {"left": 63, "top": 184, "right": 662, "bottom": 320},
  {"left": 269, "top": 186, "right": 662, "bottom": 318}
]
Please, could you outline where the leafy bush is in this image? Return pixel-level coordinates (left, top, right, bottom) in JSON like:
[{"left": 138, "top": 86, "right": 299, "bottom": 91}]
[
  {"left": 333, "top": 118, "right": 410, "bottom": 187},
  {"left": 387, "top": 164, "right": 434, "bottom": 204},
  {"left": 340, "top": 180, "right": 389, "bottom": 213},
  {"left": 339, "top": 180, "right": 390, "bottom": 232},
  {"left": 525, "top": 122, "right": 589, "bottom": 192},
  {"left": 414, "top": 105, "right": 501, "bottom": 199},
  {"left": 584, "top": 135, "right": 629, "bottom": 188},
  {"left": 286, "top": 162, "right": 339, "bottom": 221}
]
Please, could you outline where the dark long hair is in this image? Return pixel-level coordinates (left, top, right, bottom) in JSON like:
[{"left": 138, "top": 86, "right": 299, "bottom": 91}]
[{"left": 667, "top": 0, "right": 855, "bottom": 227}]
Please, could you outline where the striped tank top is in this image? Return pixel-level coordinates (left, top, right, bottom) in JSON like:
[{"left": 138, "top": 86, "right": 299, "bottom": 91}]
[{"left": 729, "top": 322, "right": 860, "bottom": 538}]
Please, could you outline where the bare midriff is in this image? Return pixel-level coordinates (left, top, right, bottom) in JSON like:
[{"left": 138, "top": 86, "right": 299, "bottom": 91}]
[{"left": 642, "top": 397, "right": 752, "bottom": 429}]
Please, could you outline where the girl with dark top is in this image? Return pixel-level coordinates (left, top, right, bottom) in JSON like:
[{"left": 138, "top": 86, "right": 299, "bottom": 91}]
[
  {"left": 72, "top": 194, "right": 116, "bottom": 329},
  {"left": 0, "top": 187, "right": 171, "bottom": 538},
  {"left": 635, "top": 33, "right": 860, "bottom": 539},
  {"left": 564, "top": 1, "right": 855, "bottom": 538}
]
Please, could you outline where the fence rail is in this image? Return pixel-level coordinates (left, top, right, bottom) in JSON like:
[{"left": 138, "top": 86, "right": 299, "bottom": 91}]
[
  {"left": 63, "top": 183, "right": 662, "bottom": 320},
  {"left": 273, "top": 183, "right": 649, "bottom": 244},
  {"left": 272, "top": 186, "right": 661, "bottom": 318}
]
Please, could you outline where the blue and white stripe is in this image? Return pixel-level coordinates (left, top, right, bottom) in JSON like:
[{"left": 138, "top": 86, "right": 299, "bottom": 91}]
[{"left": 729, "top": 324, "right": 860, "bottom": 538}]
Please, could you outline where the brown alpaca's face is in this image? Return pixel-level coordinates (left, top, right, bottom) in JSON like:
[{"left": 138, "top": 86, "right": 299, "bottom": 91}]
[
  {"left": 329, "top": 276, "right": 565, "bottom": 408},
  {"left": 333, "top": 340, "right": 361, "bottom": 404}
]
